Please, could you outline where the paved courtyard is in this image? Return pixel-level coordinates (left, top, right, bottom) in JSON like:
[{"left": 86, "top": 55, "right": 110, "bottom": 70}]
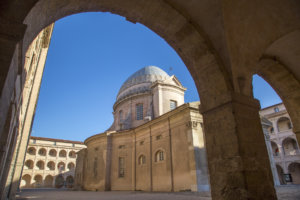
[{"left": 16, "top": 186, "right": 300, "bottom": 200}]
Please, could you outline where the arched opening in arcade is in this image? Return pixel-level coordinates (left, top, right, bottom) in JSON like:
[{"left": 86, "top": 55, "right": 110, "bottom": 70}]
[
  {"left": 253, "top": 74, "right": 300, "bottom": 186},
  {"left": 20, "top": 175, "right": 31, "bottom": 188},
  {"left": 44, "top": 175, "right": 54, "bottom": 187},
  {"left": 49, "top": 149, "right": 57, "bottom": 157},
  {"left": 24, "top": 160, "right": 34, "bottom": 170},
  {"left": 33, "top": 175, "right": 43, "bottom": 188},
  {"left": 2, "top": 2, "right": 300, "bottom": 200}
]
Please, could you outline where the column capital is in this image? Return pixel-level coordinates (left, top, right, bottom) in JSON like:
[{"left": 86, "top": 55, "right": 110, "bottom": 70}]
[{"left": 200, "top": 92, "right": 260, "bottom": 115}]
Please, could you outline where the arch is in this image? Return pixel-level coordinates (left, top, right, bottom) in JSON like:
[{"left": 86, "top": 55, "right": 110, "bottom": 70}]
[
  {"left": 288, "top": 162, "right": 300, "bottom": 184},
  {"left": 24, "top": 160, "right": 34, "bottom": 169},
  {"left": 20, "top": 174, "right": 31, "bottom": 188},
  {"left": 33, "top": 175, "right": 43, "bottom": 188},
  {"left": 269, "top": 127, "right": 274, "bottom": 134},
  {"left": 27, "top": 147, "right": 36, "bottom": 155},
  {"left": 277, "top": 117, "right": 292, "bottom": 132},
  {"left": 257, "top": 58, "right": 300, "bottom": 144},
  {"left": 66, "top": 176, "right": 74, "bottom": 188},
  {"left": 55, "top": 175, "right": 64, "bottom": 188},
  {"left": 36, "top": 160, "right": 45, "bottom": 170},
  {"left": 276, "top": 165, "right": 285, "bottom": 185},
  {"left": 38, "top": 148, "right": 47, "bottom": 156},
  {"left": 49, "top": 149, "right": 57, "bottom": 157},
  {"left": 67, "top": 162, "right": 75, "bottom": 170},
  {"left": 68, "top": 150, "right": 76, "bottom": 158},
  {"left": 138, "top": 154, "right": 146, "bottom": 165},
  {"left": 44, "top": 175, "right": 54, "bottom": 187},
  {"left": 270, "top": 141, "right": 279, "bottom": 157},
  {"left": 59, "top": 150, "right": 67, "bottom": 157},
  {"left": 282, "top": 137, "right": 299, "bottom": 156},
  {"left": 57, "top": 162, "right": 65, "bottom": 171},
  {"left": 155, "top": 150, "right": 165, "bottom": 162},
  {"left": 47, "top": 161, "right": 55, "bottom": 171},
  {"left": 22, "top": 0, "right": 232, "bottom": 111}
]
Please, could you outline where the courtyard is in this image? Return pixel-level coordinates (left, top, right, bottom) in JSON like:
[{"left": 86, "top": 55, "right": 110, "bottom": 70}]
[{"left": 16, "top": 186, "right": 300, "bottom": 200}]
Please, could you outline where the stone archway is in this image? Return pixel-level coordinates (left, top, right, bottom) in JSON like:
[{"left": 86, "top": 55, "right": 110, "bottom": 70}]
[
  {"left": 276, "top": 165, "right": 285, "bottom": 185},
  {"left": 55, "top": 175, "right": 65, "bottom": 188},
  {"left": 66, "top": 176, "right": 74, "bottom": 188},
  {"left": 0, "top": 1, "right": 285, "bottom": 200},
  {"left": 44, "top": 175, "right": 54, "bottom": 187},
  {"left": 257, "top": 58, "right": 300, "bottom": 145},
  {"left": 20, "top": 175, "right": 31, "bottom": 188},
  {"left": 33, "top": 175, "right": 43, "bottom": 188},
  {"left": 288, "top": 162, "right": 300, "bottom": 184}
]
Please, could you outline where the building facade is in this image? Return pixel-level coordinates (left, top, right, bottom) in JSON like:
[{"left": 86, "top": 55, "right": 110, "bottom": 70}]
[
  {"left": 75, "top": 66, "right": 209, "bottom": 192},
  {"left": 20, "top": 137, "right": 86, "bottom": 188},
  {"left": 260, "top": 103, "right": 300, "bottom": 185}
]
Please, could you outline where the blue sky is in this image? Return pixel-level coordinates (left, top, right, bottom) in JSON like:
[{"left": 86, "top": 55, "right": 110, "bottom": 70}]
[{"left": 31, "top": 12, "right": 282, "bottom": 142}]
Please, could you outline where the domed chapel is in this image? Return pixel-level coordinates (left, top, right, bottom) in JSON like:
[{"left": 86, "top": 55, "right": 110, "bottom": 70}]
[{"left": 75, "top": 66, "right": 209, "bottom": 192}]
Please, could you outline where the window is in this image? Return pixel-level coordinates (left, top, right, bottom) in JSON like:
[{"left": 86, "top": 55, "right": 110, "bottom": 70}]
[
  {"left": 136, "top": 104, "right": 143, "bottom": 120},
  {"left": 138, "top": 155, "right": 146, "bottom": 165},
  {"left": 288, "top": 122, "right": 292, "bottom": 129},
  {"left": 118, "top": 157, "right": 125, "bottom": 178},
  {"left": 33, "top": 139, "right": 36, "bottom": 144},
  {"left": 155, "top": 150, "right": 164, "bottom": 162},
  {"left": 118, "top": 145, "right": 125, "bottom": 149},
  {"left": 274, "top": 107, "right": 279, "bottom": 112},
  {"left": 170, "top": 100, "right": 177, "bottom": 110},
  {"left": 156, "top": 135, "right": 162, "bottom": 140},
  {"left": 139, "top": 141, "right": 144, "bottom": 145}
]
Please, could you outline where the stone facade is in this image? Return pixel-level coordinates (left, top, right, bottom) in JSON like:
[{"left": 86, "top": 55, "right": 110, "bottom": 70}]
[
  {"left": 260, "top": 103, "right": 300, "bottom": 185},
  {"left": 0, "top": 24, "right": 53, "bottom": 200},
  {"left": 20, "top": 137, "right": 86, "bottom": 189},
  {"left": 75, "top": 67, "right": 209, "bottom": 192},
  {"left": 76, "top": 102, "right": 209, "bottom": 192}
]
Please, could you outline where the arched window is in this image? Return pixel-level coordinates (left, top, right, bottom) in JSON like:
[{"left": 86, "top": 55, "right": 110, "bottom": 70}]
[
  {"left": 138, "top": 155, "right": 146, "bottom": 165},
  {"left": 67, "top": 162, "right": 75, "bottom": 170},
  {"left": 69, "top": 151, "right": 76, "bottom": 158},
  {"left": 36, "top": 160, "right": 45, "bottom": 170},
  {"left": 271, "top": 141, "right": 279, "bottom": 156},
  {"left": 277, "top": 117, "right": 292, "bottom": 132},
  {"left": 44, "top": 175, "right": 54, "bottom": 187},
  {"left": 27, "top": 147, "right": 36, "bottom": 155},
  {"left": 136, "top": 104, "right": 143, "bottom": 120},
  {"left": 66, "top": 176, "right": 74, "bottom": 188},
  {"left": 34, "top": 175, "right": 43, "bottom": 187},
  {"left": 282, "top": 137, "right": 299, "bottom": 155},
  {"left": 288, "top": 163, "right": 300, "bottom": 184},
  {"left": 57, "top": 162, "right": 65, "bottom": 171},
  {"left": 25, "top": 160, "right": 34, "bottom": 169},
  {"left": 155, "top": 150, "right": 164, "bottom": 162},
  {"left": 47, "top": 161, "right": 55, "bottom": 171},
  {"left": 38, "top": 148, "right": 46, "bottom": 156},
  {"left": 59, "top": 150, "right": 66, "bottom": 157},
  {"left": 20, "top": 174, "right": 31, "bottom": 188},
  {"left": 49, "top": 149, "right": 57, "bottom": 157}
]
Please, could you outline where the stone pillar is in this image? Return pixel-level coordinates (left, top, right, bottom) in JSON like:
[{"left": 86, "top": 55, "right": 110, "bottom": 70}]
[
  {"left": 201, "top": 92, "right": 277, "bottom": 200},
  {"left": 261, "top": 120, "right": 281, "bottom": 186}
]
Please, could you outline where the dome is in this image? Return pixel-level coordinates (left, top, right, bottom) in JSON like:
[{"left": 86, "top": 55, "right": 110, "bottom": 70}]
[{"left": 116, "top": 66, "right": 170, "bottom": 102}]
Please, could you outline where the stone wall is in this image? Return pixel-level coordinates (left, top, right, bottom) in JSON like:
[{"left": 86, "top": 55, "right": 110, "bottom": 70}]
[{"left": 78, "top": 102, "right": 209, "bottom": 192}]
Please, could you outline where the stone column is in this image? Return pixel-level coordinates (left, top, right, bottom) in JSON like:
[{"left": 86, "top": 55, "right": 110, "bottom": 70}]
[{"left": 201, "top": 92, "right": 277, "bottom": 200}]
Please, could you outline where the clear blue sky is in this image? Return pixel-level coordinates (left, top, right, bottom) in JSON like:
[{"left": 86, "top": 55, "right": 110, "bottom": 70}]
[{"left": 31, "top": 12, "right": 282, "bottom": 142}]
